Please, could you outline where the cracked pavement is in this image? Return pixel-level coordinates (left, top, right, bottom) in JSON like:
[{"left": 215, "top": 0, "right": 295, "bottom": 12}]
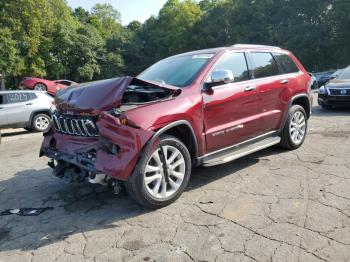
[{"left": 1, "top": 95, "right": 350, "bottom": 262}]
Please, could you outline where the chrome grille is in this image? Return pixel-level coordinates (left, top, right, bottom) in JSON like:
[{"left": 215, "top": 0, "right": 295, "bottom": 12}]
[
  {"left": 52, "top": 114, "right": 99, "bottom": 137},
  {"left": 328, "top": 88, "right": 350, "bottom": 96}
]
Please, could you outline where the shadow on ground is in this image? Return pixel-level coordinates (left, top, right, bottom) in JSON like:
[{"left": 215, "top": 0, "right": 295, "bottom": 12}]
[{"left": 0, "top": 146, "right": 285, "bottom": 252}]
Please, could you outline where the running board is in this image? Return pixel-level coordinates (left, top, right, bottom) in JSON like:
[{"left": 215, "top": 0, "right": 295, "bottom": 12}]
[{"left": 201, "top": 136, "right": 281, "bottom": 167}]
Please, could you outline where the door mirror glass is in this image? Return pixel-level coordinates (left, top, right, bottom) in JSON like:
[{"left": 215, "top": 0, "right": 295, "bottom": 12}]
[{"left": 210, "top": 70, "right": 234, "bottom": 84}]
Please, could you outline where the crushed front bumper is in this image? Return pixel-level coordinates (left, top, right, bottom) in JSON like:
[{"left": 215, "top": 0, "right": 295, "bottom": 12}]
[{"left": 40, "top": 112, "right": 155, "bottom": 180}]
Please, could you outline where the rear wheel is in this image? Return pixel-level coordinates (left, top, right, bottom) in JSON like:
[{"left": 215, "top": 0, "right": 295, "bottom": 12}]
[
  {"left": 32, "top": 113, "right": 51, "bottom": 132},
  {"left": 280, "top": 105, "right": 307, "bottom": 150},
  {"left": 34, "top": 83, "right": 47, "bottom": 91},
  {"left": 125, "top": 135, "right": 191, "bottom": 208}
]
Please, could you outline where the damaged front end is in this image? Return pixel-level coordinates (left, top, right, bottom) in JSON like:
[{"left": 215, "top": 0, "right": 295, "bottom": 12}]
[{"left": 40, "top": 76, "right": 180, "bottom": 185}]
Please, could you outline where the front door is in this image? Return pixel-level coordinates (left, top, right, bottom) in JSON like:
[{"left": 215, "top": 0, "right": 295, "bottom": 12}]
[{"left": 203, "top": 52, "right": 260, "bottom": 153}]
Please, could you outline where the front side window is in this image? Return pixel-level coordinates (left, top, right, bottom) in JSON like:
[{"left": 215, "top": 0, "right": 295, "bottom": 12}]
[
  {"left": 212, "top": 52, "right": 250, "bottom": 82},
  {"left": 251, "top": 52, "right": 279, "bottom": 78},
  {"left": 138, "top": 54, "right": 213, "bottom": 87},
  {"left": 273, "top": 53, "right": 299, "bottom": 74}
]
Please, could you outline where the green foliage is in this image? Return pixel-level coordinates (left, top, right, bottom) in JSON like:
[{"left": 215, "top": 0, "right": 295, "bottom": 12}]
[{"left": 0, "top": 0, "right": 349, "bottom": 89}]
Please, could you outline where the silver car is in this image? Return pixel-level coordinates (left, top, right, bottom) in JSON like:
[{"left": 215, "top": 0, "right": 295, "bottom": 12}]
[{"left": 0, "top": 90, "right": 53, "bottom": 132}]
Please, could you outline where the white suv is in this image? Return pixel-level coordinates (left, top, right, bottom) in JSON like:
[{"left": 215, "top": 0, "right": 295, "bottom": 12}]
[{"left": 0, "top": 90, "right": 53, "bottom": 132}]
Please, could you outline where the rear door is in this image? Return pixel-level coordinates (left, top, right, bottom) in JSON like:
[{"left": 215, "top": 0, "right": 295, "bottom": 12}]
[
  {"left": 5, "top": 92, "right": 35, "bottom": 125},
  {"left": 203, "top": 52, "right": 260, "bottom": 153},
  {"left": 249, "top": 52, "right": 292, "bottom": 133}
]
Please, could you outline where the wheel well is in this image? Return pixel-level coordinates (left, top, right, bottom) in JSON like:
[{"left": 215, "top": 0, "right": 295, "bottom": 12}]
[
  {"left": 162, "top": 124, "right": 197, "bottom": 160},
  {"left": 292, "top": 96, "right": 310, "bottom": 119}
]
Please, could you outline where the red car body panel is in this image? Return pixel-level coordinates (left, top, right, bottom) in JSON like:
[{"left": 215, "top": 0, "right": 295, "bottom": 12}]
[{"left": 40, "top": 46, "right": 312, "bottom": 181}]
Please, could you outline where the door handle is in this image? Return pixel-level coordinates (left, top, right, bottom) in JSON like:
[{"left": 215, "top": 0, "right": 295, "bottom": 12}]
[
  {"left": 25, "top": 103, "right": 33, "bottom": 105},
  {"left": 244, "top": 86, "right": 256, "bottom": 92},
  {"left": 0, "top": 107, "right": 3, "bottom": 109},
  {"left": 280, "top": 79, "right": 289, "bottom": 84}
]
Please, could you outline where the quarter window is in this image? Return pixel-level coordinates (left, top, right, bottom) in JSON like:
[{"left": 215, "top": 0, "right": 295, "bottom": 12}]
[
  {"left": 251, "top": 52, "right": 279, "bottom": 78},
  {"left": 212, "top": 52, "right": 250, "bottom": 82},
  {"left": 273, "top": 53, "right": 299, "bottom": 74}
]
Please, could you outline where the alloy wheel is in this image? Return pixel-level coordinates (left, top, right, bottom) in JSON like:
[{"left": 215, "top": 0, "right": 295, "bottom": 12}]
[
  {"left": 144, "top": 145, "right": 186, "bottom": 199},
  {"left": 35, "top": 116, "right": 50, "bottom": 131},
  {"left": 289, "top": 111, "right": 306, "bottom": 144},
  {"left": 34, "top": 84, "right": 46, "bottom": 91}
]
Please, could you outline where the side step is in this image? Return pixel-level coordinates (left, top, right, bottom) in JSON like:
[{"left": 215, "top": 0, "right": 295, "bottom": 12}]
[{"left": 201, "top": 136, "right": 281, "bottom": 167}]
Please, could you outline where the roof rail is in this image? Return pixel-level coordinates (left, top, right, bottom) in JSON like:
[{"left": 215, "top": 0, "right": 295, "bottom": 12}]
[{"left": 232, "top": 44, "right": 281, "bottom": 49}]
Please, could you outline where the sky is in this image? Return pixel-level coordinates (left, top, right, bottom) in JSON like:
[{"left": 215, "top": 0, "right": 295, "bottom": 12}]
[{"left": 66, "top": 0, "right": 168, "bottom": 25}]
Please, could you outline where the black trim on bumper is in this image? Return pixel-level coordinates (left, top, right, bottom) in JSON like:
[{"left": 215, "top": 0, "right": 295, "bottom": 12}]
[{"left": 43, "top": 148, "right": 100, "bottom": 173}]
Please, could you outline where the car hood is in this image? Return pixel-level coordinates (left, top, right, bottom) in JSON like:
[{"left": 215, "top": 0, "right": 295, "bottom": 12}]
[
  {"left": 55, "top": 76, "right": 180, "bottom": 115},
  {"left": 326, "top": 79, "right": 350, "bottom": 88}
]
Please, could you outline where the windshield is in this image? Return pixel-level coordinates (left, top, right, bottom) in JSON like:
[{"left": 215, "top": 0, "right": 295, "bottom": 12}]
[
  {"left": 138, "top": 54, "right": 213, "bottom": 87},
  {"left": 337, "top": 67, "right": 350, "bottom": 80}
]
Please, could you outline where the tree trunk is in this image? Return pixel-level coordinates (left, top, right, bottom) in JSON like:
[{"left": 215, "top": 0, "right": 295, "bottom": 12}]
[{"left": 0, "top": 71, "right": 5, "bottom": 91}]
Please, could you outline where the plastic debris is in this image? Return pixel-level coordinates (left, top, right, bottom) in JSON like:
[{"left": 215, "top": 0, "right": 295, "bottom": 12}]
[{"left": 0, "top": 207, "right": 53, "bottom": 216}]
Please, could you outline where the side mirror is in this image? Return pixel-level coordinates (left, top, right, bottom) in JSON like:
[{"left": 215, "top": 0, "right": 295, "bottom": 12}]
[
  {"left": 210, "top": 70, "right": 234, "bottom": 84},
  {"left": 203, "top": 70, "right": 234, "bottom": 92}
]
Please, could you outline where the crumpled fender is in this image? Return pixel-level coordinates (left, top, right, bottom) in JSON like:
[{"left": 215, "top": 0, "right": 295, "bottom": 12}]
[{"left": 95, "top": 112, "right": 154, "bottom": 180}]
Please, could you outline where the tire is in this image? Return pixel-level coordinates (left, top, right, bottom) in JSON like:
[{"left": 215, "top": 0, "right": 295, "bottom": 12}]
[
  {"left": 280, "top": 105, "right": 308, "bottom": 150},
  {"left": 31, "top": 113, "right": 51, "bottom": 132},
  {"left": 321, "top": 104, "right": 332, "bottom": 110},
  {"left": 125, "top": 135, "right": 192, "bottom": 209},
  {"left": 34, "top": 83, "right": 47, "bottom": 91}
]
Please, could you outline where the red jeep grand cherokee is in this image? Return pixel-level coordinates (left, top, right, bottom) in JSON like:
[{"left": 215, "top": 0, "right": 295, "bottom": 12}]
[{"left": 41, "top": 44, "right": 312, "bottom": 208}]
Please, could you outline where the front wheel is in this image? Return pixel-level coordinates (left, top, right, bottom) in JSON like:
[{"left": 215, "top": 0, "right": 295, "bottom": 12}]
[
  {"left": 32, "top": 113, "right": 51, "bottom": 132},
  {"left": 280, "top": 105, "right": 308, "bottom": 150},
  {"left": 125, "top": 135, "right": 192, "bottom": 208}
]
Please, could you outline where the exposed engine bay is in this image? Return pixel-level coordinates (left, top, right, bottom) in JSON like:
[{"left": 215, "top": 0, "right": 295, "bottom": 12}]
[{"left": 119, "top": 84, "right": 174, "bottom": 111}]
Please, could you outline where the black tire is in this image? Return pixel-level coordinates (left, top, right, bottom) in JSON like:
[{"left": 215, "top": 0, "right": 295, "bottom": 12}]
[
  {"left": 34, "top": 83, "right": 47, "bottom": 91},
  {"left": 31, "top": 113, "right": 51, "bottom": 132},
  {"left": 280, "top": 105, "right": 308, "bottom": 150},
  {"left": 321, "top": 104, "right": 332, "bottom": 110},
  {"left": 125, "top": 135, "right": 192, "bottom": 209}
]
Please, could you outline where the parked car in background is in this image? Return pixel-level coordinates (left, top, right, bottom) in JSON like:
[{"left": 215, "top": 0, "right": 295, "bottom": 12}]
[
  {"left": 41, "top": 44, "right": 312, "bottom": 208},
  {"left": 19, "top": 77, "right": 77, "bottom": 95},
  {"left": 316, "top": 70, "right": 336, "bottom": 86},
  {"left": 0, "top": 90, "right": 54, "bottom": 132},
  {"left": 318, "top": 65, "right": 350, "bottom": 109},
  {"left": 308, "top": 73, "right": 319, "bottom": 89},
  {"left": 331, "top": 68, "right": 345, "bottom": 79}
]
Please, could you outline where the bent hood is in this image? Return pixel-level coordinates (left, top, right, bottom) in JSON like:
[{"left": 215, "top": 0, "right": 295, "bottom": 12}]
[
  {"left": 326, "top": 79, "right": 350, "bottom": 89},
  {"left": 55, "top": 76, "right": 179, "bottom": 115}
]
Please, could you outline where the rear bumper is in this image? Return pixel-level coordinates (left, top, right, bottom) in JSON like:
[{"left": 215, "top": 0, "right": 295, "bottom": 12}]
[
  {"left": 40, "top": 112, "right": 155, "bottom": 180},
  {"left": 318, "top": 94, "right": 350, "bottom": 107}
]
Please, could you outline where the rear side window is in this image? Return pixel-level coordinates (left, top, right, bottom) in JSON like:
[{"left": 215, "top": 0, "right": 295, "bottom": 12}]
[
  {"left": 213, "top": 52, "right": 249, "bottom": 82},
  {"left": 273, "top": 53, "right": 299, "bottom": 74},
  {"left": 5, "top": 92, "right": 34, "bottom": 104},
  {"left": 251, "top": 52, "right": 279, "bottom": 78}
]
